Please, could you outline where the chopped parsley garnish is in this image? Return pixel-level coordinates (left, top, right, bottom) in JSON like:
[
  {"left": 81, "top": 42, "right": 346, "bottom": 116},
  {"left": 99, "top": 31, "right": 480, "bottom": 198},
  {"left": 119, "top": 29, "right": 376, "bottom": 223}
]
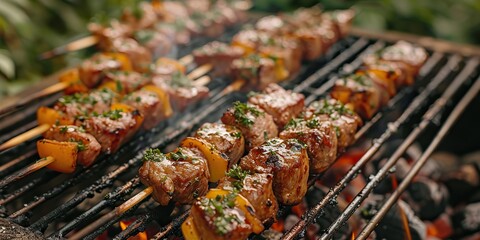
[
  {"left": 226, "top": 165, "right": 250, "bottom": 191},
  {"left": 135, "top": 96, "right": 142, "bottom": 103},
  {"left": 306, "top": 118, "right": 319, "bottom": 129},
  {"left": 143, "top": 148, "right": 166, "bottom": 162},
  {"left": 199, "top": 192, "right": 240, "bottom": 235},
  {"left": 69, "top": 138, "right": 86, "bottom": 152},
  {"left": 313, "top": 99, "right": 354, "bottom": 117},
  {"left": 229, "top": 132, "right": 242, "bottom": 139},
  {"left": 60, "top": 126, "right": 69, "bottom": 133},
  {"left": 285, "top": 118, "right": 302, "bottom": 129},
  {"left": 167, "top": 147, "right": 189, "bottom": 161},
  {"left": 170, "top": 71, "right": 192, "bottom": 88},
  {"left": 116, "top": 80, "right": 123, "bottom": 92},
  {"left": 101, "top": 109, "right": 123, "bottom": 120},
  {"left": 232, "top": 101, "right": 263, "bottom": 127}
]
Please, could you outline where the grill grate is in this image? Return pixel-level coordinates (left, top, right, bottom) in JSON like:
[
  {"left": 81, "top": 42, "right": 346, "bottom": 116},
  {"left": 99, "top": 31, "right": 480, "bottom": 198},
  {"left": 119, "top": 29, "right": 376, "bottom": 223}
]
[{"left": 0, "top": 27, "right": 479, "bottom": 240}]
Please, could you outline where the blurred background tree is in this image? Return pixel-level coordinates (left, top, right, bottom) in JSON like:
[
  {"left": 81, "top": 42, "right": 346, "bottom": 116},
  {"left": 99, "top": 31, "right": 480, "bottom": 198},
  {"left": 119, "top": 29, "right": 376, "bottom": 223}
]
[{"left": 0, "top": 0, "right": 479, "bottom": 98}]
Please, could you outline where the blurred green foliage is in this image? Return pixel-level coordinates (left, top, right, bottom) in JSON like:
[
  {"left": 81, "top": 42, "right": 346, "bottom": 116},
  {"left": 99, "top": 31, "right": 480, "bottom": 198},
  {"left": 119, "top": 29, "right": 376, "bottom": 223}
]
[{"left": 0, "top": 0, "right": 479, "bottom": 98}]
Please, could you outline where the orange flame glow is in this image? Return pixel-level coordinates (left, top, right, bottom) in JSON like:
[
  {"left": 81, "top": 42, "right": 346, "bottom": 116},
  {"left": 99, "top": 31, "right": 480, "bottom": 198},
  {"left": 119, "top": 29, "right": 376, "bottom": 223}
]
[
  {"left": 119, "top": 219, "right": 147, "bottom": 240},
  {"left": 351, "top": 231, "right": 355, "bottom": 240},
  {"left": 390, "top": 175, "right": 412, "bottom": 240}
]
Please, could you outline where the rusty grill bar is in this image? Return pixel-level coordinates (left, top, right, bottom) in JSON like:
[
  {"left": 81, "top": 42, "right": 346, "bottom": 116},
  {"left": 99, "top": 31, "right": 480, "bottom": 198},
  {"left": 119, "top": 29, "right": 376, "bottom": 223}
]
[{"left": 0, "top": 26, "right": 479, "bottom": 240}]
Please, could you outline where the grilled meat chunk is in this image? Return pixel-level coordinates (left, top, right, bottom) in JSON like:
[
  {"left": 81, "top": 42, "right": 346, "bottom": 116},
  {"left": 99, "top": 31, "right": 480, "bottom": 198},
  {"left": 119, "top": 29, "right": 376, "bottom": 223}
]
[
  {"left": 379, "top": 41, "right": 428, "bottom": 76},
  {"left": 194, "top": 123, "right": 245, "bottom": 166},
  {"left": 54, "top": 89, "right": 116, "bottom": 120},
  {"left": 135, "top": 29, "right": 174, "bottom": 59},
  {"left": 82, "top": 109, "right": 140, "bottom": 154},
  {"left": 218, "top": 168, "right": 278, "bottom": 222},
  {"left": 221, "top": 102, "right": 278, "bottom": 150},
  {"left": 110, "top": 38, "right": 152, "bottom": 73},
  {"left": 189, "top": 190, "right": 262, "bottom": 240},
  {"left": 303, "top": 99, "right": 362, "bottom": 151},
  {"left": 330, "top": 74, "right": 382, "bottom": 119},
  {"left": 139, "top": 147, "right": 210, "bottom": 205},
  {"left": 248, "top": 83, "right": 305, "bottom": 129},
  {"left": 232, "top": 29, "right": 302, "bottom": 74},
  {"left": 122, "top": 89, "right": 170, "bottom": 129},
  {"left": 103, "top": 71, "right": 150, "bottom": 94},
  {"left": 78, "top": 54, "right": 123, "bottom": 88},
  {"left": 193, "top": 41, "right": 244, "bottom": 76},
  {"left": 239, "top": 138, "right": 309, "bottom": 205},
  {"left": 230, "top": 54, "right": 276, "bottom": 90},
  {"left": 43, "top": 125, "right": 101, "bottom": 167},
  {"left": 153, "top": 72, "right": 209, "bottom": 111},
  {"left": 280, "top": 118, "right": 338, "bottom": 173}
]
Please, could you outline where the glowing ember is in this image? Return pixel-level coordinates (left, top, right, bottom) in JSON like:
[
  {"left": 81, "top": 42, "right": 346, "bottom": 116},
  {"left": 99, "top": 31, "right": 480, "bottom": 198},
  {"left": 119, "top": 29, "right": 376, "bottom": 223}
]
[
  {"left": 391, "top": 175, "right": 412, "bottom": 240},
  {"left": 119, "top": 219, "right": 147, "bottom": 240}
]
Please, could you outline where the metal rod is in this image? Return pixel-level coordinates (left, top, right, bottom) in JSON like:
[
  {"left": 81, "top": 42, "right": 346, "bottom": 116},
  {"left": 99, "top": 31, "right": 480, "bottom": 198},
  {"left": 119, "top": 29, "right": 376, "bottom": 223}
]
[
  {"left": 294, "top": 38, "right": 371, "bottom": 93},
  {"left": 0, "top": 156, "right": 55, "bottom": 189},
  {"left": 282, "top": 52, "right": 453, "bottom": 240},
  {"left": 319, "top": 57, "right": 479, "bottom": 240},
  {"left": 356, "top": 73, "right": 480, "bottom": 240},
  {"left": 49, "top": 177, "right": 141, "bottom": 238}
]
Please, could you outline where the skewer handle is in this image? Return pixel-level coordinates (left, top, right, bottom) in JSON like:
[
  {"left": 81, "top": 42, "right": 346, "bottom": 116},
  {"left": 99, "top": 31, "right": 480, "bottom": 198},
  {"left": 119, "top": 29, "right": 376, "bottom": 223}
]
[
  {"left": 39, "top": 35, "right": 99, "bottom": 60},
  {"left": 187, "top": 64, "right": 213, "bottom": 80},
  {"left": 0, "top": 124, "right": 50, "bottom": 152},
  {"left": 193, "top": 75, "right": 211, "bottom": 87},
  {"left": 0, "top": 156, "right": 55, "bottom": 189},
  {"left": 179, "top": 54, "right": 194, "bottom": 66},
  {"left": 116, "top": 186, "right": 153, "bottom": 215}
]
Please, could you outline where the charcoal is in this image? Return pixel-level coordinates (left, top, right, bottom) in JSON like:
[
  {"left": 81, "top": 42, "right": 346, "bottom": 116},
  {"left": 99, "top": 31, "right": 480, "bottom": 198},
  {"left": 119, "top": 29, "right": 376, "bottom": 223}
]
[
  {"left": 403, "top": 177, "right": 449, "bottom": 221},
  {"left": 360, "top": 195, "right": 426, "bottom": 240}
]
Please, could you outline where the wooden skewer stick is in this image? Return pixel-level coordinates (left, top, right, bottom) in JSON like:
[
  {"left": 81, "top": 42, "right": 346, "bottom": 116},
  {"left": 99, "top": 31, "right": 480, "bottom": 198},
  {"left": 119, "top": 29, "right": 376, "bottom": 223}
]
[
  {"left": 186, "top": 64, "right": 213, "bottom": 80},
  {"left": 0, "top": 124, "right": 50, "bottom": 152},
  {"left": 0, "top": 64, "right": 213, "bottom": 152},
  {"left": 69, "top": 186, "right": 153, "bottom": 240},
  {"left": 179, "top": 54, "right": 194, "bottom": 66},
  {"left": 193, "top": 75, "right": 211, "bottom": 87},
  {"left": 0, "top": 156, "right": 55, "bottom": 189},
  {"left": 39, "top": 35, "right": 99, "bottom": 60}
]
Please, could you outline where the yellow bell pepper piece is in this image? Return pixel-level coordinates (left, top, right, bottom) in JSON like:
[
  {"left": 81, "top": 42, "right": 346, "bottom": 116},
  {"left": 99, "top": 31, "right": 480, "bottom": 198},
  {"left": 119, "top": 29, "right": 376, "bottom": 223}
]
[
  {"left": 37, "top": 107, "right": 73, "bottom": 126},
  {"left": 156, "top": 57, "right": 186, "bottom": 74},
  {"left": 181, "top": 216, "right": 201, "bottom": 240},
  {"left": 142, "top": 85, "right": 173, "bottom": 119},
  {"left": 205, "top": 189, "right": 264, "bottom": 234},
  {"left": 180, "top": 138, "right": 228, "bottom": 182},
  {"left": 101, "top": 52, "right": 133, "bottom": 71},
  {"left": 37, "top": 139, "right": 78, "bottom": 173}
]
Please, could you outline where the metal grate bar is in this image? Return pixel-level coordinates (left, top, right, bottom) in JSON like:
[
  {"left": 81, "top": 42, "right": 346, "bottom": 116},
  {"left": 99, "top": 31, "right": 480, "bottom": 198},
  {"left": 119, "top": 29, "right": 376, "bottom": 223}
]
[
  {"left": 319, "top": 57, "right": 479, "bottom": 240},
  {"left": 356, "top": 73, "right": 480, "bottom": 239}
]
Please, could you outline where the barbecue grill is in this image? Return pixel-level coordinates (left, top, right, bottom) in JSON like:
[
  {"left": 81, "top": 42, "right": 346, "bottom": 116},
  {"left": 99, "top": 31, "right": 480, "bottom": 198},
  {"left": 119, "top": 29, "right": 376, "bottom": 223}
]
[{"left": 1, "top": 14, "right": 480, "bottom": 239}]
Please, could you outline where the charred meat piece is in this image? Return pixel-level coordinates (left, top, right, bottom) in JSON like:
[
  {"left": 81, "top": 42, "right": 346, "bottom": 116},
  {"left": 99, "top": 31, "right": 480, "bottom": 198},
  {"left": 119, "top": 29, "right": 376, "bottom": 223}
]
[
  {"left": 303, "top": 99, "right": 362, "bottom": 151},
  {"left": 78, "top": 53, "right": 123, "bottom": 88},
  {"left": 232, "top": 30, "right": 302, "bottom": 74},
  {"left": 139, "top": 147, "right": 210, "bottom": 205},
  {"left": 82, "top": 109, "right": 140, "bottom": 154},
  {"left": 330, "top": 74, "right": 383, "bottom": 119},
  {"left": 363, "top": 54, "right": 414, "bottom": 87},
  {"left": 153, "top": 72, "right": 209, "bottom": 111},
  {"left": 328, "top": 9, "right": 355, "bottom": 38},
  {"left": 193, "top": 41, "right": 244, "bottom": 76},
  {"left": 221, "top": 102, "right": 278, "bottom": 150},
  {"left": 88, "top": 20, "right": 131, "bottom": 50},
  {"left": 103, "top": 71, "right": 151, "bottom": 94},
  {"left": 122, "top": 89, "right": 170, "bottom": 129},
  {"left": 189, "top": 190, "right": 262, "bottom": 240},
  {"left": 239, "top": 138, "right": 309, "bottom": 205},
  {"left": 120, "top": 2, "right": 157, "bottom": 32},
  {"left": 248, "top": 83, "right": 305, "bottom": 129},
  {"left": 230, "top": 54, "right": 276, "bottom": 90},
  {"left": 194, "top": 123, "right": 245, "bottom": 166},
  {"left": 43, "top": 125, "right": 101, "bottom": 167},
  {"left": 218, "top": 166, "right": 278, "bottom": 222},
  {"left": 109, "top": 38, "right": 152, "bottom": 73},
  {"left": 54, "top": 88, "right": 116, "bottom": 120},
  {"left": 135, "top": 29, "right": 174, "bottom": 59},
  {"left": 379, "top": 41, "right": 428, "bottom": 76},
  {"left": 280, "top": 117, "right": 338, "bottom": 173}
]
